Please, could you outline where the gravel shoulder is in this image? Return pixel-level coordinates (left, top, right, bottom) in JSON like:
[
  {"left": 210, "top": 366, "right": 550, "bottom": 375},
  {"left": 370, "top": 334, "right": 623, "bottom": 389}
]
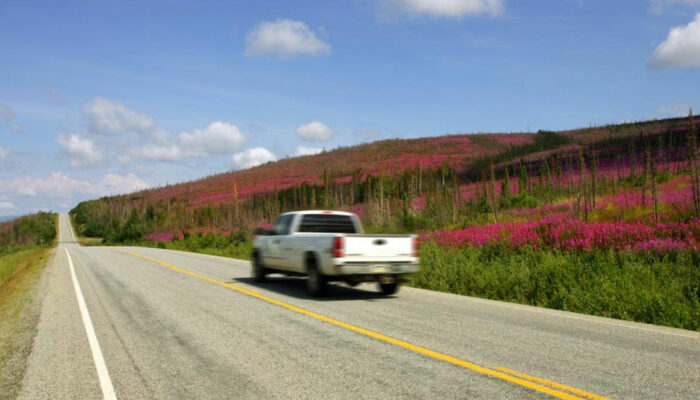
[{"left": 0, "top": 247, "right": 54, "bottom": 400}]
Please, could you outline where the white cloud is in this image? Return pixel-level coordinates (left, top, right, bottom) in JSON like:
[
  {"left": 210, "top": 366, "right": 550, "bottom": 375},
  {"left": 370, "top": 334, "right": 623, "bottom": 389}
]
[
  {"left": 3, "top": 172, "right": 93, "bottom": 199},
  {"left": 117, "top": 155, "right": 132, "bottom": 166},
  {"left": 380, "top": 0, "right": 504, "bottom": 18},
  {"left": 72, "top": 98, "right": 250, "bottom": 166},
  {"left": 658, "top": 103, "right": 692, "bottom": 117},
  {"left": 245, "top": 19, "right": 331, "bottom": 58},
  {"left": 178, "top": 121, "right": 245, "bottom": 156},
  {"left": 356, "top": 128, "right": 382, "bottom": 142},
  {"left": 84, "top": 97, "right": 157, "bottom": 135},
  {"left": 97, "top": 173, "right": 149, "bottom": 196},
  {"left": 57, "top": 134, "right": 104, "bottom": 168},
  {"left": 296, "top": 121, "right": 336, "bottom": 142},
  {"left": 131, "top": 144, "right": 184, "bottom": 162},
  {"left": 0, "top": 172, "right": 148, "bottom": 200},
  {"left": 0, "top": 146, "right": 8, "bottom": 161},
  {"left": 295, "top": 146, "right": 324, "bottom": 156},
  {"left": 0, "top": 201, "right": 14, "bottom": 209},
  {"left": 649, "top": 13, "right": 700, "bottom": 68},
  {"left": 130, "top": 121, "right": 246, "bottom": 162},
  {"left": 232, "top": 147, "right": 277, "bottom": 169},
  {"left": 649, "top": 0, "right": 700, "bottom": 14}
]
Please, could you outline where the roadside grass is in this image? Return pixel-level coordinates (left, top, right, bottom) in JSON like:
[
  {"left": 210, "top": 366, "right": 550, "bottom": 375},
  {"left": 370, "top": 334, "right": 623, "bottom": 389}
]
[
  {"left": 77, "top": 236, "right": 103, "bottom": 246},
  {"left": 150, "top": 236, "right": 252, "bottom": 260},
  {"left": 0, "top": 246, "right": 54, "bottom": 400},
  {"left": 0, "top": 213, "right": 57, "bottom": 399},
  {"left": 0, "top": 248, "right": 48, "bottom": 288},
  {"left": 69, "top": 211, "right": 252, "bottom": 259},
  {"left": 80, "top": 232, "right": 253, "bottom": 261},
  {"left": 409, "top": 242, "right": 700, "bottom": 331}
]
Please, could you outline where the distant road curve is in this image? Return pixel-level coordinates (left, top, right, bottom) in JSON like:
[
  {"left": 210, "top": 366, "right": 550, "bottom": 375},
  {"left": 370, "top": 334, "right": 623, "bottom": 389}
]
[{"left": 18, "top": 215, "right": 700, "bottom": 399}]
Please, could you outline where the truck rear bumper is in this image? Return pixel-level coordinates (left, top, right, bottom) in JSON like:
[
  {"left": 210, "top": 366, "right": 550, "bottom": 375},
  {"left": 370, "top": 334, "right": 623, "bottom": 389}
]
[{"left": 332, "top": 263, "right": 420, "bottom": 276}]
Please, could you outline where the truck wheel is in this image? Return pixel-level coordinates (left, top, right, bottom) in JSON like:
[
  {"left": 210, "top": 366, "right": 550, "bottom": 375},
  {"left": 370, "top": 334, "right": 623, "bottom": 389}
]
[
  {"left": 252, "top": 253, "right": 267, "bottom": 283},
  {"left": 379, "top": 282, "right": 399, "bottom": 295},
  {"left": 307, "top": 262, "right": 327, "bottom": 297}
]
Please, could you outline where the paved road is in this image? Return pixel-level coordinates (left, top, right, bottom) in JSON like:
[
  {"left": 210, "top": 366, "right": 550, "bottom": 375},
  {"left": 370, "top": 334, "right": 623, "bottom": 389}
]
[{"left": 18, "top": 214, "right": 700, "bottom": 399}]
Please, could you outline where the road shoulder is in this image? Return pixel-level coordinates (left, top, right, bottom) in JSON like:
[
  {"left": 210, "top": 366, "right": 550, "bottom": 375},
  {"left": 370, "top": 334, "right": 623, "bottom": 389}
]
[{"left": 0, "top": 246, "right": 55, "bottom": 400}]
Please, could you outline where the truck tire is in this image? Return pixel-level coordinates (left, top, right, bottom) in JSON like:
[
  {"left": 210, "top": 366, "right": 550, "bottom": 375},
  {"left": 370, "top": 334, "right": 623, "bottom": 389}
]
[
  {"left": 307, "top": 260, "right": 327, "bottom": 297},
  {"left": 379, "top": 282, "right": 399, "bottom": 295},
  {"left": 252, "top": 252, "right": 268, "bottom": 283}
]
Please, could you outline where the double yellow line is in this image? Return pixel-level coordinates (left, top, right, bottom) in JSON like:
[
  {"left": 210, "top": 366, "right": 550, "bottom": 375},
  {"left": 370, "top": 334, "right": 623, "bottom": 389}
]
[{"left": 118, "top": 250, "right": 610, "bottom": 400}]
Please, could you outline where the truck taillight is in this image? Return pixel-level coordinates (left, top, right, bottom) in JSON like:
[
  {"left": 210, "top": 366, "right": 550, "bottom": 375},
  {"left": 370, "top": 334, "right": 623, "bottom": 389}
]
[
  {"left": 333, "top": 236, "right": 344, "bottom": 258},
  {"left": 412, "top": 237, "right": 420, "bottom": 257}
]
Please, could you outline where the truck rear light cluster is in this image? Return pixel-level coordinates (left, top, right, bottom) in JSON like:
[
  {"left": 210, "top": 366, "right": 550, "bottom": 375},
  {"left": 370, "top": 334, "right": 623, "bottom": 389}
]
[
  {"left": 333, "top": 236, "right": 345, "bottom": 258},
  {"left": 412, "top": 237, "right": 420, "bottom": 257}
]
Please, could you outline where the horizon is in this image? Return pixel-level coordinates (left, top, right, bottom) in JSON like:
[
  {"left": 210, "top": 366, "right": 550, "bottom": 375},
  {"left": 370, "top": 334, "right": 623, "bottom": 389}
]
[{"left": 2, "top": 0, "right": 700, "bottom": 216}]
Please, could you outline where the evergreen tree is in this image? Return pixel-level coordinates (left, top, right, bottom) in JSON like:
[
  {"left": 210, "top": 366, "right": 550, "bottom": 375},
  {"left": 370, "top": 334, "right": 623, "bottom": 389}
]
[
  {"left": 649, "top": 145, "right": 658, "bottom": 224},
  {"left": 642, "top": 138, "right": 648, "bottom": 208},
  {"left": 322, "top": 169, "right": 330, "bottom": 209},
  {"left": 489, "top": 158, "right": 498, "bottom": 222},
  {"left": 688, "top": 109, "right": 699, "bottom": 216},
  {"left": 519, "top": 160, "right": 528, "bottom": 194},
  {"left": 501, "top": 165, "right": 511, "bottom": 200},
  {"left": 590, "top": 147, "right": 597, "bottom": 209},
  {"left": 401, "top": 190, "right": 411, "bottom": 230},
  {"left": 577, "top": 147, "right": 587, "bottom": 220},
  {"left": 232, "top": 181, "right": 239, "bottom": 227}
]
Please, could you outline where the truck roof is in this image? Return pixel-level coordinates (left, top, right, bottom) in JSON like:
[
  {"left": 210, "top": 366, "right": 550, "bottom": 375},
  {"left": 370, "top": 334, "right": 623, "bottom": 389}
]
[{"left": 280, "top": 210, "right": 356, "bottom": 217}]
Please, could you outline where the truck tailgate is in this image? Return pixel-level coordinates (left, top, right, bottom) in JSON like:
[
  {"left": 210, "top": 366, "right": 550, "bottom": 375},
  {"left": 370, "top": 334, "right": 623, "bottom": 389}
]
[{"left": 343, "top": 235, "right": 413, "bottom": 258}]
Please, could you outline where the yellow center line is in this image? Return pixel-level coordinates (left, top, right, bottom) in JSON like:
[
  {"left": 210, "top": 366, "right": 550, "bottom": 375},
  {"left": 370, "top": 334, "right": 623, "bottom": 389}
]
[
  {"left": 493, "top": 367, "right": 610, "bottom": 400},
  {"left": 114, "top": 249, "right": 260, "bottom": 294},
  {"left": 118, "top": 250, "right": 609, "bottom": 400}
]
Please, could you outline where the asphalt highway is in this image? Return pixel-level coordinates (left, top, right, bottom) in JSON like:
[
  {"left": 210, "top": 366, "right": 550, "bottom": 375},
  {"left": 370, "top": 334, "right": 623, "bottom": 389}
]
[{"left": 17, "top": 214, "right": 700, "bottom": 399}]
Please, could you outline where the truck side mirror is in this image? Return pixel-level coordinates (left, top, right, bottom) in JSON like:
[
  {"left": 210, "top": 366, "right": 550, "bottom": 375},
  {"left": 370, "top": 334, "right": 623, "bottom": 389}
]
[{"left": 253, "top": 227, "right": 272, "bottom": 236}]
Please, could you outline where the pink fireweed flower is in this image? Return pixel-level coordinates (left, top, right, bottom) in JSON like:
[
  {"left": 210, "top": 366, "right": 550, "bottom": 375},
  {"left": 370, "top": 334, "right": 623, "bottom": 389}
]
[{"left": 431, "top": 215, "right": 698, "bottom": 252}]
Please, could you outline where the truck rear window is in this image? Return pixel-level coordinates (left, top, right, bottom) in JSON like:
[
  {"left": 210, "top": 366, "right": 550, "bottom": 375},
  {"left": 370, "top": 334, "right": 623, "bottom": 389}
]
[{"left": 298, "top": 214, "right": 357, "bottom": 234}]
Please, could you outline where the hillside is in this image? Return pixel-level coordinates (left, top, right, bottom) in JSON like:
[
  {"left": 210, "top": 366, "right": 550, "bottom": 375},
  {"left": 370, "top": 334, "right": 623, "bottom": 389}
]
[
  {"left": 71, "top": 114, "right": 697, "bottom": 240},
  {"left": 129, "top": 132, "right": 535, "bottom": 208}
]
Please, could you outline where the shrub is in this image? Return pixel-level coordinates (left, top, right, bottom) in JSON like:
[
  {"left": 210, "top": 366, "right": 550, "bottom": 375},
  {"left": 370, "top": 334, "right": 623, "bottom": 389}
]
[{"left": 411, "top": 242, "right": 700, "bottom": 330}]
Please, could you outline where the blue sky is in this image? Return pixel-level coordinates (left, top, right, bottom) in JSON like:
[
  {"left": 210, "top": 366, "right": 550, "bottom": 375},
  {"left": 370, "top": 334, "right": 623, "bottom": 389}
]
[{"left": 1, "top": 0, "right": 700, "bottom": 216}]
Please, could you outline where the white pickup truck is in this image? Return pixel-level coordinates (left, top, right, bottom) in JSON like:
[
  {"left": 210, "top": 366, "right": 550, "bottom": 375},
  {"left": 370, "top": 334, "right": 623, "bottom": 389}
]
[{"left": 252, "top": 211, "right": 420, "bottom": 296}]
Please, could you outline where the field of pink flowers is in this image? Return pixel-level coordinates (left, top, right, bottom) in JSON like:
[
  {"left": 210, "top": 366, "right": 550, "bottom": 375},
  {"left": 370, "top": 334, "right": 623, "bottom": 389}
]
[
  {"left": 146, "top": 227, "right": 233, "bottom": 242},
  {"left": 426, "top": 173, "right": 697, "bottom": 253},
  {"left": 430, "top": 214, "right": 698, "bottom": 252}
]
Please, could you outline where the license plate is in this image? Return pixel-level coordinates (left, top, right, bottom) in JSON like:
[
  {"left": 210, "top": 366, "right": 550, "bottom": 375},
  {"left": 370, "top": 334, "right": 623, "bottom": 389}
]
[{"left": 371, "top": 265, "right": 390, "bottom": 273}]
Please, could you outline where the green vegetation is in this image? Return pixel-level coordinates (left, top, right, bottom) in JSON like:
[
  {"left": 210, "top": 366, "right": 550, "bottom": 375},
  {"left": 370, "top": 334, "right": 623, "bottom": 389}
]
[
  {"left": 411, "top": 242, "right": 700, "bottom": 330},
  {"left": 155, "top": 230, "right": 252, "bottom": 259},
  {"left": 0, "top": 213, "right": 57, "bottom": 399},
  {"left": 0, "top": 213, "right": 57, "bottom": 288},
  {"left": 77, "top": 237, "right": 103, "bottom": 246},
  {"left": 116, "top": 230, "right": 253, "bottom": 261},
  {"left": 462, "top": 130, "right": 572, "bottom": 181}
]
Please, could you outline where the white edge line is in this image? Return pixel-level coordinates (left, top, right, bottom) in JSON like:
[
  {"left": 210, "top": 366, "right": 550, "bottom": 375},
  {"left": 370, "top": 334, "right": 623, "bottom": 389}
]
[
  {"left": 411, "top": 287, "right": 700, "bottom": 340},
  {"left": 65, "top": 248, "right": 117, "bottom": 400}
]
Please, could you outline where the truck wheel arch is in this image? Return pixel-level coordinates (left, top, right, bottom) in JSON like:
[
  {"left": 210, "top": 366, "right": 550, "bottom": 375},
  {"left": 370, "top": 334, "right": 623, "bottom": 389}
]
[{"left": 304, "top": 251, "right": 319, "bottom": 272}]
